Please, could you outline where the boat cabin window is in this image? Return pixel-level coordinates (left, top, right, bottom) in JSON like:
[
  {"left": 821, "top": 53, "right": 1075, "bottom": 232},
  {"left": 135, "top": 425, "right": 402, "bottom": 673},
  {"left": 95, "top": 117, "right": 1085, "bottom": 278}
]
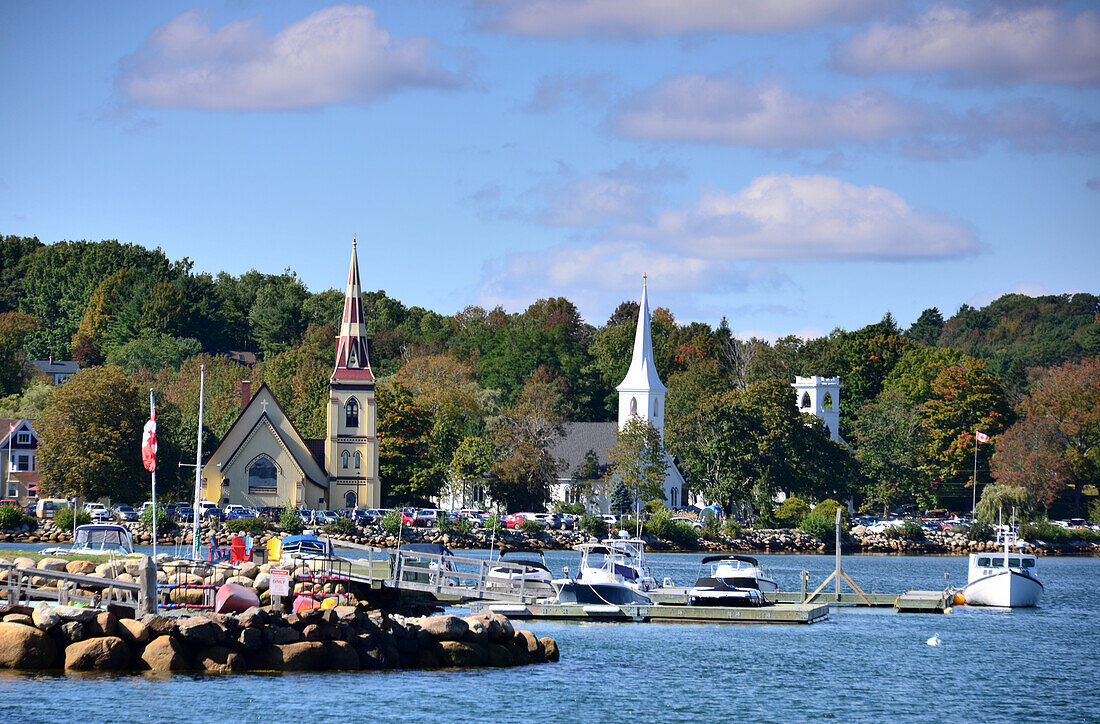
[
  {"left": 1020, "top": 558, "right": 1035, "bottom": 568},
  {"left": 1008, "top": 558, "right": 1021, "bottom": 567},
  {"left": 977, "top": 557, "right": 990, "bottom": 567}
]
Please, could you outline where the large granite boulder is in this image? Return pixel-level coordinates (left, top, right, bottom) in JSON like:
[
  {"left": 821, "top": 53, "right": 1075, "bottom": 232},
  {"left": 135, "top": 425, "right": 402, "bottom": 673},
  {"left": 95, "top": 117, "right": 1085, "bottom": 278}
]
[
  {"left": 53, "top": 606, "right": 98, "bottom": 624},
  {"left": 177, "top": 617, "right": 225, "bottom": 647},
  {"left": 118, "top": 619, "right": 151, "bottom": 646},
  {"left": 255, "top": 641, "right": 324, "bottom": 671},
  {"left": 418, "top": 614, "right": 468, "bottom": 642},
  {"left": 141, "top": 635, "right": 190, "bottom": 672},
  {"left": 36, "top": 557, "right": 68, "bottom": 572},
  {"left": 65, "top": 636, "right": 130, "bottom": 671},
  {"left": 31, "top": 602, "right": 60, "bottom": 631},
  {"left": 438, "top": 641, "right": 487, "bottom": 668},
  {"left": 322, "top": 640, "right": 359, "bottom": 670},
  {"left": 195, "top": 645, "right": 244, "bottom": 673},
  {"left": 65, "top": 560, "right": 97, "bottom": 575},
  {"left": 538, "top": 636, "right": 560, "bottom": 662},
  {"left": 0, "top": 622, "right": 59, "bottom": 669}
]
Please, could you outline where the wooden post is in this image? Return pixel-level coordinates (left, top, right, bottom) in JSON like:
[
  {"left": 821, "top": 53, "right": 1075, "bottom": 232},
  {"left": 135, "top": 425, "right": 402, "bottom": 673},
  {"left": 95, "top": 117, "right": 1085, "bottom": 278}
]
[
  {"left": 800, "top": 570, "right": 808, "bottom": 600},
  {"left": 834, "top": 508, "right": 842, "bottom": 600},
  {"left": 138, "top": 555, "right": 157, "bottom": 615}
]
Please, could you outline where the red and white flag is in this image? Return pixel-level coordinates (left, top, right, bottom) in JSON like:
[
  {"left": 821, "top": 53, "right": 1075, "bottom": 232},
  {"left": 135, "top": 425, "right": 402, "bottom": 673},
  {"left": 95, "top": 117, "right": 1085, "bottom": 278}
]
[
  {"left": 975, "top": 431, "right": 990, "bottom": 444},
  {"left": 141, "top": 415, "right": 157, "bottom": 472}
]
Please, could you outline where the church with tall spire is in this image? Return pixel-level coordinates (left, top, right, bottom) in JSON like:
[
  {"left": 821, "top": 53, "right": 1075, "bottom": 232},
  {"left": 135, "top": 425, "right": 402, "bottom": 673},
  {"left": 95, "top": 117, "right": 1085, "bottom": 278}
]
[{"left": 202, "top": 238, "right": 380, "bottom": 511}]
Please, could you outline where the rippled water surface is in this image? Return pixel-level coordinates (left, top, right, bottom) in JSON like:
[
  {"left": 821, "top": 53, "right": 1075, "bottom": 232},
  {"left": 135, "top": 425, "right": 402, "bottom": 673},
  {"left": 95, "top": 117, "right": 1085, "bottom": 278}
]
[{"left": 0, "top": 550, "right": 1095, "bottom": 723}]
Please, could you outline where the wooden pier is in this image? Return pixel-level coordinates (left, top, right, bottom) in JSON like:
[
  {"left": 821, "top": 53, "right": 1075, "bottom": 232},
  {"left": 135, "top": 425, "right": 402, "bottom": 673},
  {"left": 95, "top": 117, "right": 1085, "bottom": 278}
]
[{"left": 468, "top": 600, "right": 829, "bottom": 625}]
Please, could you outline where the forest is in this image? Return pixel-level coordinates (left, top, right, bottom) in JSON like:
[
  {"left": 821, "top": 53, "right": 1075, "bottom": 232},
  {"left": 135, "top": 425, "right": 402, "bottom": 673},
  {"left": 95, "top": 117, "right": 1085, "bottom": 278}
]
[{"left": 1, "top": 235, "right": 1097, "bottom": 520}]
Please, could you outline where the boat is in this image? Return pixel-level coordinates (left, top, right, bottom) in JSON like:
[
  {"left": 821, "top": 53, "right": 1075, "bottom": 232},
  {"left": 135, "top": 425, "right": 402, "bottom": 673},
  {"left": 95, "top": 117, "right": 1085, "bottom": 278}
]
[
  {"left": 42, "top": 524, "right": 135, "bottom": 556},
  {"left": 552, "top": 537, "right": 657, "bottom": 606},
  {"left": 687, "top": 554, "right": 778, "bottom": 607},
  {"left": 960, "top": 525, "right": 1043, "bottom": 607},
  {"left": 214, "top": 581, "right": 260, "bottom": 613},
  {"left": 487, "top": 550, "right": 554, "bottom": 595},
  {"left": 279, "top": 534, "right": 334, "bottom": 562}
]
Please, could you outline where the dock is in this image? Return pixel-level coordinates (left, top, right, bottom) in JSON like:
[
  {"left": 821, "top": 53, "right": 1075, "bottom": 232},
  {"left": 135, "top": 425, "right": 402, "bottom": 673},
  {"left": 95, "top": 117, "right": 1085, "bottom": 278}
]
[
  {"left": 647, "top": 587, "right": 952, "bottom": 613},
  {"left": 468, "top": 600, "right": 830, "bottom": 625}
]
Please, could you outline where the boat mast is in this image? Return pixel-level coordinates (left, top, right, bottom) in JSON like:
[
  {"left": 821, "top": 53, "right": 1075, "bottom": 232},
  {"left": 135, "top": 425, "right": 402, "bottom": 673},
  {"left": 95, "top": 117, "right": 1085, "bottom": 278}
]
[{"left": 191, "top": 364, "right": 205, "bottom": 561}]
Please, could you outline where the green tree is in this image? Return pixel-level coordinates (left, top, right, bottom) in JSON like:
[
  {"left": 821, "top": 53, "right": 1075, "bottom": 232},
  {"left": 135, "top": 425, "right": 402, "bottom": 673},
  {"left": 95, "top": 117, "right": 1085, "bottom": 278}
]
[
  {"left": 609, "top": 480, "right": 632, "bottom": 516},
  {"left": 906, "top": 307, "right": 944, "bottom": 346},
  {"left": 569, "top": 449, "right": 603, "bottom": 503},
  {"left": 0, "top": 235, "right": 44, "bottom": 313},
  {"left": 37, "top": 367, "right": 148, "bottom": 503},
  {"left": 0, "top": 311, "right": 37, "bottom": 395},
  {"left": 263, "top": 322, "right": 334, "bottom": 438},
  {"left": 974, "top": 483, "right": 1033, "bottom": 524},
  {"left": 605, "top": 415, "right": 668, "bottom": 511},
  {"left": 0, "top": 380, "right": 51, "bottom": 419},
  {"left": 377, "top": 382, "right": 438, "bottom": 504},
  {"left": 449, "top": 435, "right": 497, "bottom": 509},
  {"left": 852, "top": 390, "right": 931, "bottom": 511},
  {"left": 249, "top": 274, "right": 309, "bottom": 357},
  {"left": 486, "top": 372, "right": 566, "bottom": 511},
  {"left": 105, "top": 332, "right": 202, "bottom": 372}
]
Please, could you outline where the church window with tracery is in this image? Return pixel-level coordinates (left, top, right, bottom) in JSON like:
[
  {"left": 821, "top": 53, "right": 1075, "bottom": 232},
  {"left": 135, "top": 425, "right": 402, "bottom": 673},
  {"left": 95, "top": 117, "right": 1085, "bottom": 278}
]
[
  {"left": 247, "top": 456, "right": 277, "bottom": 494},
  {"left": 345, "top": 398, "right": 359, "bottom": 428}
]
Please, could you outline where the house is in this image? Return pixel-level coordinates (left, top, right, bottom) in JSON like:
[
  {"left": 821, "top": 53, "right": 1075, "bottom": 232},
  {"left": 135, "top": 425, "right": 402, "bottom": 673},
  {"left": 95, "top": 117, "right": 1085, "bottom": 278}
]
[
  {"left": 0, "top": 419, "right": 41, "bottom": 505},
  {"left": 30, "top": 357, "right": 79, "bottom": 384},
  {"left": 201, "top": 240, "right": 379, "bottom": 511}
]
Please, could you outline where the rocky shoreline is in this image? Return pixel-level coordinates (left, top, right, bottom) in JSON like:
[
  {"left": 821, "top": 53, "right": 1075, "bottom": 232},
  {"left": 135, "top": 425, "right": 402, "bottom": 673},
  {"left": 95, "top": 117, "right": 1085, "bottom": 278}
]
[
  {"left": 0, "top": 602, "right": 556, "bottom": 673},
  {"left": 7, "top": 519, "right": 1098, "bottom": 557}
]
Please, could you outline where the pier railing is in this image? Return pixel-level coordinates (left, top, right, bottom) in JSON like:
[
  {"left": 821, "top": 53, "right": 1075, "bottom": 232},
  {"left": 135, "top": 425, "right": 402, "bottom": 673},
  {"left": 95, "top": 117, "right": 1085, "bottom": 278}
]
[{"left": 1, "top": 560, "right": 154, "bottom": 615}]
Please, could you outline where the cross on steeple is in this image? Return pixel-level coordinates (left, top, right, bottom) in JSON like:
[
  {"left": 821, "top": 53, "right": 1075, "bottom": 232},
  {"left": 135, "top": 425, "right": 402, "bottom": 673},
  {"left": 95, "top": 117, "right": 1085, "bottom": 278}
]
[{"left": 259, "top": 399, "right": 270, "bottom": 414}]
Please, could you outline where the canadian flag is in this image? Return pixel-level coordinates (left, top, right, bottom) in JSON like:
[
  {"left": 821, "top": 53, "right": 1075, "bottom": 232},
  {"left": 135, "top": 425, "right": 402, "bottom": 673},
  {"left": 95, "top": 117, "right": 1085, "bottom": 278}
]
[
  {"left": 975, "top": 431, "right": 990, "bottom": 444},
  {"left": 141, "top": 415, "right": 157, "bottom": 472}
]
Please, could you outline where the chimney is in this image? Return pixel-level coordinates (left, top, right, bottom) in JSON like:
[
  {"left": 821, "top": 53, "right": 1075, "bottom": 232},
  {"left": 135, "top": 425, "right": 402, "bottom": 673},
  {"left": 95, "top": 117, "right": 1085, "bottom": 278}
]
[{"left": 240, "top": 380, "right": 251, "bottom": 412}]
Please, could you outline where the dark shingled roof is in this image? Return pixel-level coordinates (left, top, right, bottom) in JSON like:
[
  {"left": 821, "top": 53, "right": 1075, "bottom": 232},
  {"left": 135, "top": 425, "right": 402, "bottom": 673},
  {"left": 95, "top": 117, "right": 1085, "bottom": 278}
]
[
  {"left": 304, "top": 439, "right": 327, "bottom": 469},
  {"left": 549, "top": 422, "right": 617, "bottom": 481}
]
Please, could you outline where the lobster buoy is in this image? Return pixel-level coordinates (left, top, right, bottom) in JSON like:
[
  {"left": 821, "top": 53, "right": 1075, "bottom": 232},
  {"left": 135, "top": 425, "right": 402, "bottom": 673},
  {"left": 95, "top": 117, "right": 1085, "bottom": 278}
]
[{"left": 952, "top": 592, "right": 966, "bottom": 606}]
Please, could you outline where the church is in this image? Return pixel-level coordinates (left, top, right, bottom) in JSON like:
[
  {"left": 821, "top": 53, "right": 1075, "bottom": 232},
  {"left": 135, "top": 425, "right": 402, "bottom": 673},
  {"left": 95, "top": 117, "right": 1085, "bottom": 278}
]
[{"left": 201, "top": 240, "right": 379, "bottom": 511}]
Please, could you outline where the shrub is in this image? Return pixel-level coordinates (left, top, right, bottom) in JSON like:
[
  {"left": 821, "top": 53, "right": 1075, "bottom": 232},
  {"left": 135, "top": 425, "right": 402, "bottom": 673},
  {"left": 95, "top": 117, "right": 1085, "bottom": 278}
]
[
  {"left": 799, "top": 499, "right": 851, "bottom": 541},
  {"left": 552, "top": 501, "right": 585, "bottom": 516},
  {"left": 484, "top": 514, "right": 503, "bottom": 534},
  {"left": 1019, "top": 521, "right": 1100, "bottom": 544},
  {"left": 324, "top": 515, "right": 357, "bottom": 537},
  {"left": 1089, "top": 499, "right": 1100, "bottom": 526},
  {"left": 643, "top": 509, "right": 671, "bottom": 538},
  {"left": 454, "top": 518, "right": 471, "bottom": 535},
  {"left": 701, "top": 517, "right": 721, "bottom": 541},
  {"left": 883, "top": 519, "right": 924, "bottom": 540},
  {"left": 724, "top": 520, "right": 742, "bottom": 538},
  {"left": 280, "top": 507, "right": 304, "bottom": 535},
  {"left": 642, "top": 499, "right": 669, "bottom": 516},
  {"left": 617, "top": 516, "right": 641, "bottom": 535},
  {"left": 966, "top": 520, "right": 993, "bottom": 541},
  {"left": 772, "top": 497, "right": 810, "bottom": 529},
  {"left": 518, "top": 519, "right": 546, "bottom": 535},
  {"left": 435, "top": 514, "right": 455, "bottom": 534},
  {"left": 380, "top": 511, "right": 401, "bottom": 536},
  {"left": 578, "top": 514, "right": 607, "bottom": 537},
  {"left": 0, "top": 504, "right": 32, "bottom": 530},
  {"left": 225, "top": 517, "right": 269, "bottom": 535},
  {"left": 139, "top": 505, "right": 176, "bottom": 533},
  {"left": 53, "top": 507, "right": 90, "bottom": 530}
]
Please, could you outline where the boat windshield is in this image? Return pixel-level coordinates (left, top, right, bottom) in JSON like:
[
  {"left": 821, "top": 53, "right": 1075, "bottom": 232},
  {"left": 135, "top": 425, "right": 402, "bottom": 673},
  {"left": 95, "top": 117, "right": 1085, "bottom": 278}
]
[
  {"left": 73, "top": 528, "right": 131, "bottom": 551},
  {"left": 976, "top": 556, "right": 1035, "bottom": 569}
]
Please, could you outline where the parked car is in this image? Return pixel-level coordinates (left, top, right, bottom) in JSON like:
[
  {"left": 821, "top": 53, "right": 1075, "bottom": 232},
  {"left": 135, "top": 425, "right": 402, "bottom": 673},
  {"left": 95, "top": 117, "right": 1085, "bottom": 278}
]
[
  {"left": 83, "top": 502, "right": 111, "bottom": 522},
  {"left": 113, "top": 504, "right": 139, "bottom": 522},
  {"left": 256, "top": 506, "right": 283, "bottom": 521},
  {"left": 417, "top": 509, "right": 445, "bottom": 526},
  {"left": 501, "top": 514, "right": 524, "bottom": 529},
  {"left": 196, "top": 500, "right": 223, "bottom": 521},
  {"left": 311, "top": 510, "right": 337, "bottom": 525},
  {"left": 670, "top": 516, "right": 703, "bottom": 529},
  {"left": 23, "top": 502, "right": 36, "bottom": 517},
  {"left": 350, "top": 509, "right": 375, "bottom": 525},
  {"left": 225, "top": 504, "right": 255, "bottom": 520},
  {"left": 175, "top": 504, "right": 195, "bottom": 523}
]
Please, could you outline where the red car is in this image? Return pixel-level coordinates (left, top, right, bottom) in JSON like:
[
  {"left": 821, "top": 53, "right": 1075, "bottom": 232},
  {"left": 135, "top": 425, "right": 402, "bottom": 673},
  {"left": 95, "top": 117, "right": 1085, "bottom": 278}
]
[{"left": 502, "top": 514, "right": 524, "bottom": 529}]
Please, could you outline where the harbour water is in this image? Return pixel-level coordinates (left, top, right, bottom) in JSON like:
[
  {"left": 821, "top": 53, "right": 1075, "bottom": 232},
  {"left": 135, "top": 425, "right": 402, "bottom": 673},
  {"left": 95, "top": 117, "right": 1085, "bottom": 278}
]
[{"left": 0, "top": 550, "right": 1096, "bottom": 723}]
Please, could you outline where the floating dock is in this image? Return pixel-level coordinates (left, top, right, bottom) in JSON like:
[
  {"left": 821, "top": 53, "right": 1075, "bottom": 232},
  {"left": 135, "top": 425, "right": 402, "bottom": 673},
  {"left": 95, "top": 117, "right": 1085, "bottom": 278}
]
[
  {"left": 648, "top": 587, "right": 953, "bottom": 614},
  {"left": 469, "top": 600, "right": 830, "bottom": 625}
]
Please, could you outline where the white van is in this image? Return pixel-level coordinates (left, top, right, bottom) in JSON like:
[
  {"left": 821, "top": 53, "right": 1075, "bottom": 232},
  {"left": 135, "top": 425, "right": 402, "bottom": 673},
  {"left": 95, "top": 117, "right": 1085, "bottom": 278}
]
[{"left": 36, "top": 498, "right": 70, "bottom": 519}]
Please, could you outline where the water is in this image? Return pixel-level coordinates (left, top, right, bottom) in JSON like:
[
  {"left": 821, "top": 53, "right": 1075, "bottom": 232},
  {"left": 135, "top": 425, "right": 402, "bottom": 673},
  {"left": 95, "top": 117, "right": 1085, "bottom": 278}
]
[{"left": 0, "top": 549, "right": 1096, "bottom": 723}]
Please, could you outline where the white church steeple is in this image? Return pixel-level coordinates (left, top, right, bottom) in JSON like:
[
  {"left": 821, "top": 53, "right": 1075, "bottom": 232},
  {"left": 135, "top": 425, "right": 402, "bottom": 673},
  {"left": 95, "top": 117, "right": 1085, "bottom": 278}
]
[{"left": 617, "top": 275, "right": 667, "bottom": 434}]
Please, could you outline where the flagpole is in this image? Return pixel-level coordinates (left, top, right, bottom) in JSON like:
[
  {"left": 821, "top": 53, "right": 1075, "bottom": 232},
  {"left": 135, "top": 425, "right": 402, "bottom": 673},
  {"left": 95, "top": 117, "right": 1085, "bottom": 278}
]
[
  {"left": 972, "top": 433, "right": 978, "bottom": 517},
  {"left": 191, "top": 365, "right": 205, "bottom": 561},
  {"left": 149, "top": 389, "right": 157, "bottom": 562}
]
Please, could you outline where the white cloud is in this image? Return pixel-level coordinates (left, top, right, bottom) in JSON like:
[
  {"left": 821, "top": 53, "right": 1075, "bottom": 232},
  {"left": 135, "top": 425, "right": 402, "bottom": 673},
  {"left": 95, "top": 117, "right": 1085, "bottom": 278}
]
[
  {"left": 612, "top": 75, "right": 1098, "bottom": 154},
  {"left": 525, "top": 73, "right": 612, "bottom": 113},
  {"left": 629, "top": 174, "right": 978, "bottom": 261},
  {"left": 480, "top": 0, "right": 883, "bottom": 37},
  {"left": 835, "top": 5, "right": 1100, "bottom": 86},
  {"left": 528, "top": 161, "right": 678, "bottom": 227},
  {"left": 118, "top": 5, "right": 459, "bottom": 111}
]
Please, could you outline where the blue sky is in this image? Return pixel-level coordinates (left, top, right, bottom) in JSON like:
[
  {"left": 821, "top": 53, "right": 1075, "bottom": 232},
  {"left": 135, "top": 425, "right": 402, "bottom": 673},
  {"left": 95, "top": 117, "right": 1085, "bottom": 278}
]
[{"left": 2, "top": 1, "right": 1097, "bottom": 340}]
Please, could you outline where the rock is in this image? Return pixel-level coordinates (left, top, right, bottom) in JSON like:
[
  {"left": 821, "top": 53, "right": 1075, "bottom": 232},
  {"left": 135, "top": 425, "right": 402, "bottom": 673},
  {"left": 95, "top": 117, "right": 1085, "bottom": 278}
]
[
  {"left": 504, "top": 642, "right": 528, "bottom": 666},
  {"left": 418, "top": 614, "right": 468, "bottom": 642},
  {"left": 236, "top": 562, "right": 260, "bottom": 579},
  {"left": 263, "top": 625, "right": 300, "bottom": 645},
  {"left": 65, "top": 636, "right": 130, "bottom": 671},
  {"left": 485, "top": 643, "right": 513, "bottom": 667},
  {"left": 538, "top": 636, "right": 559, "bottom": 662},
  {"left": 224, "top": 575, "right": 254, "bottom": 588},
  {"left": 94, "top": 562, "right": 125, "bottom": 578},
  {"left": 90, "top": 612, "right": 118, "bottom": 638},
  {"left": 142, "top": 615, "right": 179, "bottom": 638},
  {"left": 65, "top": 560, "right": 97, "bottom": 575},
  {"left": 50, "top": 621, "right": 86, "bottom": 648},
  {"left": 12, "top": 557, "right": 35, "bottom": 570},
  {"left": 0, "top": 622, "right": 59, "bottom": 668},
  {"left": 438, "top": 641, "right": 487, "bottom": 667},
  {"left": 322, "top": 640, "right": 359, "bottom": 670},
  {"left": 252, "top": 572, "right": 270, "bottom": 592},
  {"left": 237, "top": 627, "right": 262, "bottom": 651},
  {"left": 517, "top": 630, "right": 542, "bottom": 659},
  {"left": 53, "top": 605, "right": 98, "bottom": 624},
  {"left": 177, "top": 617, "right": 225, "bottom": 646},
  {"left": 196, "top": 645, "right": 244, "bottom": 673},
  {"left": 36, "top": 557, "right": 68, "bottom": 571},
  {"left": 462, "top": 618, "right": 488, "bottom": 645},
  {"left": 168, "top": 572, "right": 204, "bottom": 587},
  {"left": 255, "top": 641, "right": 324, "bottom": 671},
  {"left": 3, "top": 613, "right": 33, "bottom": 625},
  {"left": 237, "top": 607, "right": 266, "bottom": 629},
  {"left": 141, "top": 635, "right": 190, "bottom": 672},
  {"left": 301, "top": 624, "right": 325, "bottom": 642},
  {"left": 484, "top": 613, "right": 514, "bottom": 642},
  {"left": 118, "top": 619, "right": 150, "bottom": 645},
  {"left": 31, "top": 602, "right": 60, "bottom": 631}
]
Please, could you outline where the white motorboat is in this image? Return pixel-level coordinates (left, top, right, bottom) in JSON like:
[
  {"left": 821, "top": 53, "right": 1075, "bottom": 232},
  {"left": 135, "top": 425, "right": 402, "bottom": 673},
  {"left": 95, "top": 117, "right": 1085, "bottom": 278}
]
[
  {"left": 552, "top": 536, "right": 657, "bottom": 606},
  {"left": 688, "top": 554, "right": 778, "bottom": 607},
  {"left": 961, "top": 526, "right": 1042, "bottom": 607},
  {"left": 279, "top": 534, "right": 335, "bottom": 562},
  {"left": 488, "top": 551, "right": 554, "bottom": 586},
  {"left": 42, "top": 524, "right": 135, "bottom": 556}
]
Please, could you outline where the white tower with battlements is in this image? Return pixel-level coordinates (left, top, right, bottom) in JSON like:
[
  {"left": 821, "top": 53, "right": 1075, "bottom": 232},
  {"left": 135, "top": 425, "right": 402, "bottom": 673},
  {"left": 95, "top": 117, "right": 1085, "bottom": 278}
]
[{"left": 792, "top": 376, "right": 843, "bottom": 443}]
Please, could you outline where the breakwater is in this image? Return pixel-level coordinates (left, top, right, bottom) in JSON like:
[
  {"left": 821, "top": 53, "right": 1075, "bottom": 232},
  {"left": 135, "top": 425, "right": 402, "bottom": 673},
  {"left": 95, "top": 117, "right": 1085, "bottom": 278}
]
[{"left": 0, "top": 602, "right": 557, "bottom": 673}]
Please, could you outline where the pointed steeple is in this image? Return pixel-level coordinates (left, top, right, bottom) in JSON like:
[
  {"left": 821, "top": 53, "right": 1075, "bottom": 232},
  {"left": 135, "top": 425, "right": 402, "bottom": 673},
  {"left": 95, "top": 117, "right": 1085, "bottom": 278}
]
[
  {"left": 332, "top": 236, "right": 374, "bottom": 382},
  {"left": 617, "top": 274, "right": 667, "bottom": 393}
]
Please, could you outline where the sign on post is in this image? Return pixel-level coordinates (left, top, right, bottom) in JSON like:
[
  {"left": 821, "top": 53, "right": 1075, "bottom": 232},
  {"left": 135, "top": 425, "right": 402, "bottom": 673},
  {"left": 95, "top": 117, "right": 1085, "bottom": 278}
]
[{"left": 270, "top": 568, "right": 290, "bottom": 598}]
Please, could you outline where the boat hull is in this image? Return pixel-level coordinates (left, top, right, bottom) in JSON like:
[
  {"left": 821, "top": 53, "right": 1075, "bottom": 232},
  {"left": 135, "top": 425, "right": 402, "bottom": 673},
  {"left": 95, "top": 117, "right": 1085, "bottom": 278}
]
[
  {"left": 688, "top": 587, "right": 762, "bottom": 607},
  {"left": 215, "top": 582, "right": 261, "bottom": 614},
  {"left": 962, "top": 570, "right": 1042, "bottom": 607},
  {"left": 553, "top": 581, "right": 651, "bottom": 605}
]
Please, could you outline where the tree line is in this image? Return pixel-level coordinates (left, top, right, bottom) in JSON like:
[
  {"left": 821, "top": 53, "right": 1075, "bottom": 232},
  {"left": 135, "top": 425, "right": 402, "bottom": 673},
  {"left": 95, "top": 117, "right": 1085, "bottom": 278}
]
[{"left": 1, "top": 235, "right": 1097, "bottom": 519}]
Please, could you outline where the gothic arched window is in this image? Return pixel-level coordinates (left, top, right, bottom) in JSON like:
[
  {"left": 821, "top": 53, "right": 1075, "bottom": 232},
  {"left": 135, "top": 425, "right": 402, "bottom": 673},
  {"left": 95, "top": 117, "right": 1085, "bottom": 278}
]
[
  {"left": 822, "top": 392, "right": 833, "bottom": 409},
  {"left": 247, "top": 456, "right": 277, "bottom": 493},
  {"left": 670, "top": 487, "right": 678, "bottom": 508},
  {"left": 345, "top": 398, "right": 359, "bottom": 428},
  {"left": 801, "top": 392, "right": 811, "bottom": 408},
  {"left": 341, "top": 450, "right": 350, "bottom": 469},
  {"left": 630, "top": 397, "right": 638, "bottom": 415},
  {"left": 345, "top": 491, "right": 357, "bottom": 508},
  {"left": 354, "top": 451, "right": 362, "bottom": 470},
  {"left": 654, "top": 398, "right": 660, "bottom": 416}
]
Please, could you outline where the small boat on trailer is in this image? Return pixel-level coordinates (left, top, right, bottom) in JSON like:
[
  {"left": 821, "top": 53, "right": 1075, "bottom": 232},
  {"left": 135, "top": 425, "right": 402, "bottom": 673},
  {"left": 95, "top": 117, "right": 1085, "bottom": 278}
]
[{"left": 42, "top": 524, "right": 135, "bottom": 557}]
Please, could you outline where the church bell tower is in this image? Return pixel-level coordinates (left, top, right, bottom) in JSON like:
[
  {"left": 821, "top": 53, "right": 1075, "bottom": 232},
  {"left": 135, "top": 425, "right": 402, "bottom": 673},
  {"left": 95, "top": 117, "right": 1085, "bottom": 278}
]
[{"left": 325, "top": 237, "right": 379, "bottom": 509}]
